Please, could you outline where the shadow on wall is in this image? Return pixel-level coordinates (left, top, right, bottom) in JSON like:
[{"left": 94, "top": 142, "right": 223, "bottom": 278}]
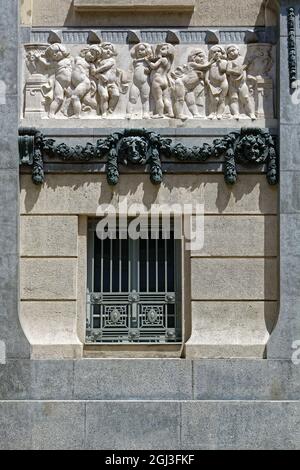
[
  {"left": 20, "top": 173, "right": 277, "bottom": 216},
  {"left": 261, "top": 0, "right": 280, "bottom": 28},
  {"left": 263, "top": 0, "right": 280, "bottom": 355},
  {"left": 63, "top": 1, "right": 193, "bottom": 28}
]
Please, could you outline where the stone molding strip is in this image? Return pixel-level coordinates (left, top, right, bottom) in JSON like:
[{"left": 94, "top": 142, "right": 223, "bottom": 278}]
[
  {"left": 24, "top": 27, "right": 277, "bottom": 45},
  {"left": 74, "top": 0, "right": 196, "bottom": 12},
  {"left": 19, "top": 127, "right": 278, "bottom": 187}
]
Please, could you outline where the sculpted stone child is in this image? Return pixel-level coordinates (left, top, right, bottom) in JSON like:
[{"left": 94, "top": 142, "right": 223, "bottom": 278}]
[
  {"left": 206, "top": 45, "right": 228, "bottom": 120},
  {"left": 65, "top": 45, "right": 101, "bottom": 118},
  {"left": 226, "top": 44, "right": 256, "bottom": 120},
  {"left": 26, "top": 41, "right": 273, "bottom": 122},
  {"left": 35, "top": 43, "right": 73, "bottom": 118},
  {"left": 147, "top": 43, "right": 175, "bottom": 119},
  {"left": 90, "top": 42, "right": 123, "bottom": 117},
  {"left": 127, "top": 43, "right": 153, "bottom": 119},
  {"left": 173, "top": 48, "right": 212, "bottom": 120}
]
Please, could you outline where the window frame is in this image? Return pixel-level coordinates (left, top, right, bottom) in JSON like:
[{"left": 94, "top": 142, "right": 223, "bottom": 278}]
[{"left": 86, "top": 216, "right": 184, "bottom": 345}]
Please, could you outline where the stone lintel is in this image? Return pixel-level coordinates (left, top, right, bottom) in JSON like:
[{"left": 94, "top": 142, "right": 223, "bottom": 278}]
[{"left": 73, "top": 0, "right": 195, "bottom": 12}]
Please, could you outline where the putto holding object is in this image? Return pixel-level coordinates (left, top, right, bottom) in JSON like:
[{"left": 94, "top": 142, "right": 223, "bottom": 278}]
[{"left": 24, "top": 40, "right": 275, "bottom": 121}]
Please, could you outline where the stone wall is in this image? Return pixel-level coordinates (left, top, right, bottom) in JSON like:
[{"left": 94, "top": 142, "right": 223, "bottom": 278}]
[
  {"left": 18, "top": 0, "right": 279, "bottom": 360},
  {"left": 19, "top": 172, "right": 278, "bottom": 359},
  {"left": 3, "top": 0, "right": 300, "bottom": 452},
  {"left": 21, "top": 0, "right": 275, "bottom": 27}
]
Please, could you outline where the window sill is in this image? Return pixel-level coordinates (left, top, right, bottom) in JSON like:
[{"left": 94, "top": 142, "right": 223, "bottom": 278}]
[{"left": 84, "top": 343, "right": 184, "bottom": 358}]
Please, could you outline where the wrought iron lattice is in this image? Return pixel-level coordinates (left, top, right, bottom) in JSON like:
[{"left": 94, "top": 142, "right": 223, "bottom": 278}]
[{"left": 86, "top": 220, "right": 182, "bottom": 343}]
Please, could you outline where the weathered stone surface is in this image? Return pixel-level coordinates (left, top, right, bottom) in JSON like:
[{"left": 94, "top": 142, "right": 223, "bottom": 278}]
[
  {"left": 0, "top": 361, "right": 31, "bottom": 400},
  {"left": 0, "top": 211, "right": 18, "bottom": 327},
  {"left": 20, "top": 174, "right": 277, "bottom": 215},
  {"left": 280, "top": 171, "right": 300, "bottom": 214},
  {"left": 22, "top": 118, "right": 277, "bottom": 131},
  {"left": 74, "top": 359, "right": 192, "bottom": 400},
  {"left": 20, "top": 301, "right": 82, "bottom": 359},
  {"left": 1, "top": 1, "right": 20, "bottom": 29},
  {"left": 32, "top": 402, "right": 85, "bottom": 450},
  {"left": 0, "top": 176, "right": 19, "bottom": 337},
  {"left": 31, "top": 0, "right": 267, "bottom": 27},
  {"left": 280, "top": 125, "right": 300, "bottom": 171},
  {"left": 185, "top": 301, "right": 278, "bottom": 358},
  {"left": 21, "top": 216, "right": 78, "bottom": 257},
  {"left": 0, "top": 360, "right": 74, "bottom": 400},
  {"left": 0, "top": 171, "right": 18, "bottom": 254},
  {"left": 191, "top": 215, "right": 277, "bottom": 257},
  {"left": 0, "top": 0, "right": 30, "bottom": 359},
  {"left": 280, "top": 214, "right": 300, "bottom": 257},
  {"left": 20, "top": 0, "right": 33, "bottom": 25},
  {"left": 0, "top": 402, "right": 33, "bottom": 450},
  {"left": 1, "top": 399, "right": 300, "bottom": 450},
  {"left": 191, "top": 258, "right": 278, "bottom": 300},
  {"left": 74, "top": 0, "right": 195, "bottom": 11},
  {"left": 2, "top": 359, "right": 300, "bottom": 402},
  {"left": 268, "top": 6, "right": 300, "bottom": 358},
  {"left": 20, "top": 259, "right": 77, "bottom": 300},
  {"left": 280, "top": 255, "right": 300, "bottom": 298},
  {"left": 181, "top": 401, "right": 300, "bottom": 450},
  {"left": 193, "top": 359, "right": 300, "bottom": 401},
  {"left": 31, "top": 360, "right": 74, "bottom": 399},
  {"left": 0, "top": 401, "right": 85, "bottom": 450},
  {"left": 85, "top": 401, "right": 181, "bottom": 450},
  {"left": 0, "top": 97, "right": 20, "bottom": 169},
  {"left": 268, "top": 296, "right": 300, "bottom": 359}
]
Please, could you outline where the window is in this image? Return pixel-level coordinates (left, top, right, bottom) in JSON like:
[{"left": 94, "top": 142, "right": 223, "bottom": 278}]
[{"left": 86, "top": 218, "right": 182, "bottom": 344}]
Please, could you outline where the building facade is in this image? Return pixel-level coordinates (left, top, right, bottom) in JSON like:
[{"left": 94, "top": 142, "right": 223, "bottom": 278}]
[{"left": 0, "top": 0, "right": 300, "bottom": 449}]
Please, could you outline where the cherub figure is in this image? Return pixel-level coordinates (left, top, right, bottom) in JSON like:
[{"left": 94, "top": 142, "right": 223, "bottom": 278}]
[
  {"left": 126, "top": 43, "right": 153, "bottom": 119},
  {"left": 206, "top": 45, "right": 228, "bottom": 120},
  {"left": 226, "top": 45, "right": 256, "bottom": 120},
  {"left": 65, "top": 45, "right": 101, "bottom": 118},
  {"left": 173, "top": 48, "right": 212, "bottom": 120},
  {"left": 35, "top": 43, "right": 73, "bottom": 118},
  {"left": 91, "top": 42, "right": 128, "bottom": 117},
  {"left": 147, "top": 43, "right": 175, "bottom": 119}
]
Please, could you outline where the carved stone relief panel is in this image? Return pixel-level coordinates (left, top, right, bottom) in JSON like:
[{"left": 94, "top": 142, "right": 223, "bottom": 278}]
[{"left": 22, "top": 37, "right": 276, "bottom": 124}]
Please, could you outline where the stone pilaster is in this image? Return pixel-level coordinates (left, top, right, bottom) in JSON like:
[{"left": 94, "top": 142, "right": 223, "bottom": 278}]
[
  {"left": 0, "top": 0, "right": 30, "bottom": 358},
  {"left": 268, "top": 1, "right": 300, "bottom": 359}
]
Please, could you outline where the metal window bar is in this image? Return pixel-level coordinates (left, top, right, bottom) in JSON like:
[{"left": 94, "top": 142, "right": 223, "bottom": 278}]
[{"left": 86, "top": 218, "right": 182, "bottom": 344}]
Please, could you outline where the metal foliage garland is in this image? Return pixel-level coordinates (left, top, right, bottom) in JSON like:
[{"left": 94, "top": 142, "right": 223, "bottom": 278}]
[
  {"left": 287, "top": 6, "right": 298, "bottom": 91},
  {"left": 19, "top": 127, "right": 278, "bottom": 186}
]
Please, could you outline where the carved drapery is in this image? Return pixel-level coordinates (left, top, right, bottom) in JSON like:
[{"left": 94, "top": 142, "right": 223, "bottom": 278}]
[{"left": 19, "top": 128, "right": 278, "bottom": 186}]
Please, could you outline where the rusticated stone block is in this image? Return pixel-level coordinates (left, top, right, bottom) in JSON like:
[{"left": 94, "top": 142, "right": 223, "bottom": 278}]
[
  {"left": 191, "top": 258, "right": 278, "bottom": 300},
  {"left": 185, "top": 301, "right": 278, "bottom": 358},
  {"left": 19, "top": 301, "right": 82, "bottom": 359},
  {"left": 20, "top": 259, "right": 77, "bottom": 300},
  {"left": 21, "top": 216, "right": 78, "bottom": 257}
]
